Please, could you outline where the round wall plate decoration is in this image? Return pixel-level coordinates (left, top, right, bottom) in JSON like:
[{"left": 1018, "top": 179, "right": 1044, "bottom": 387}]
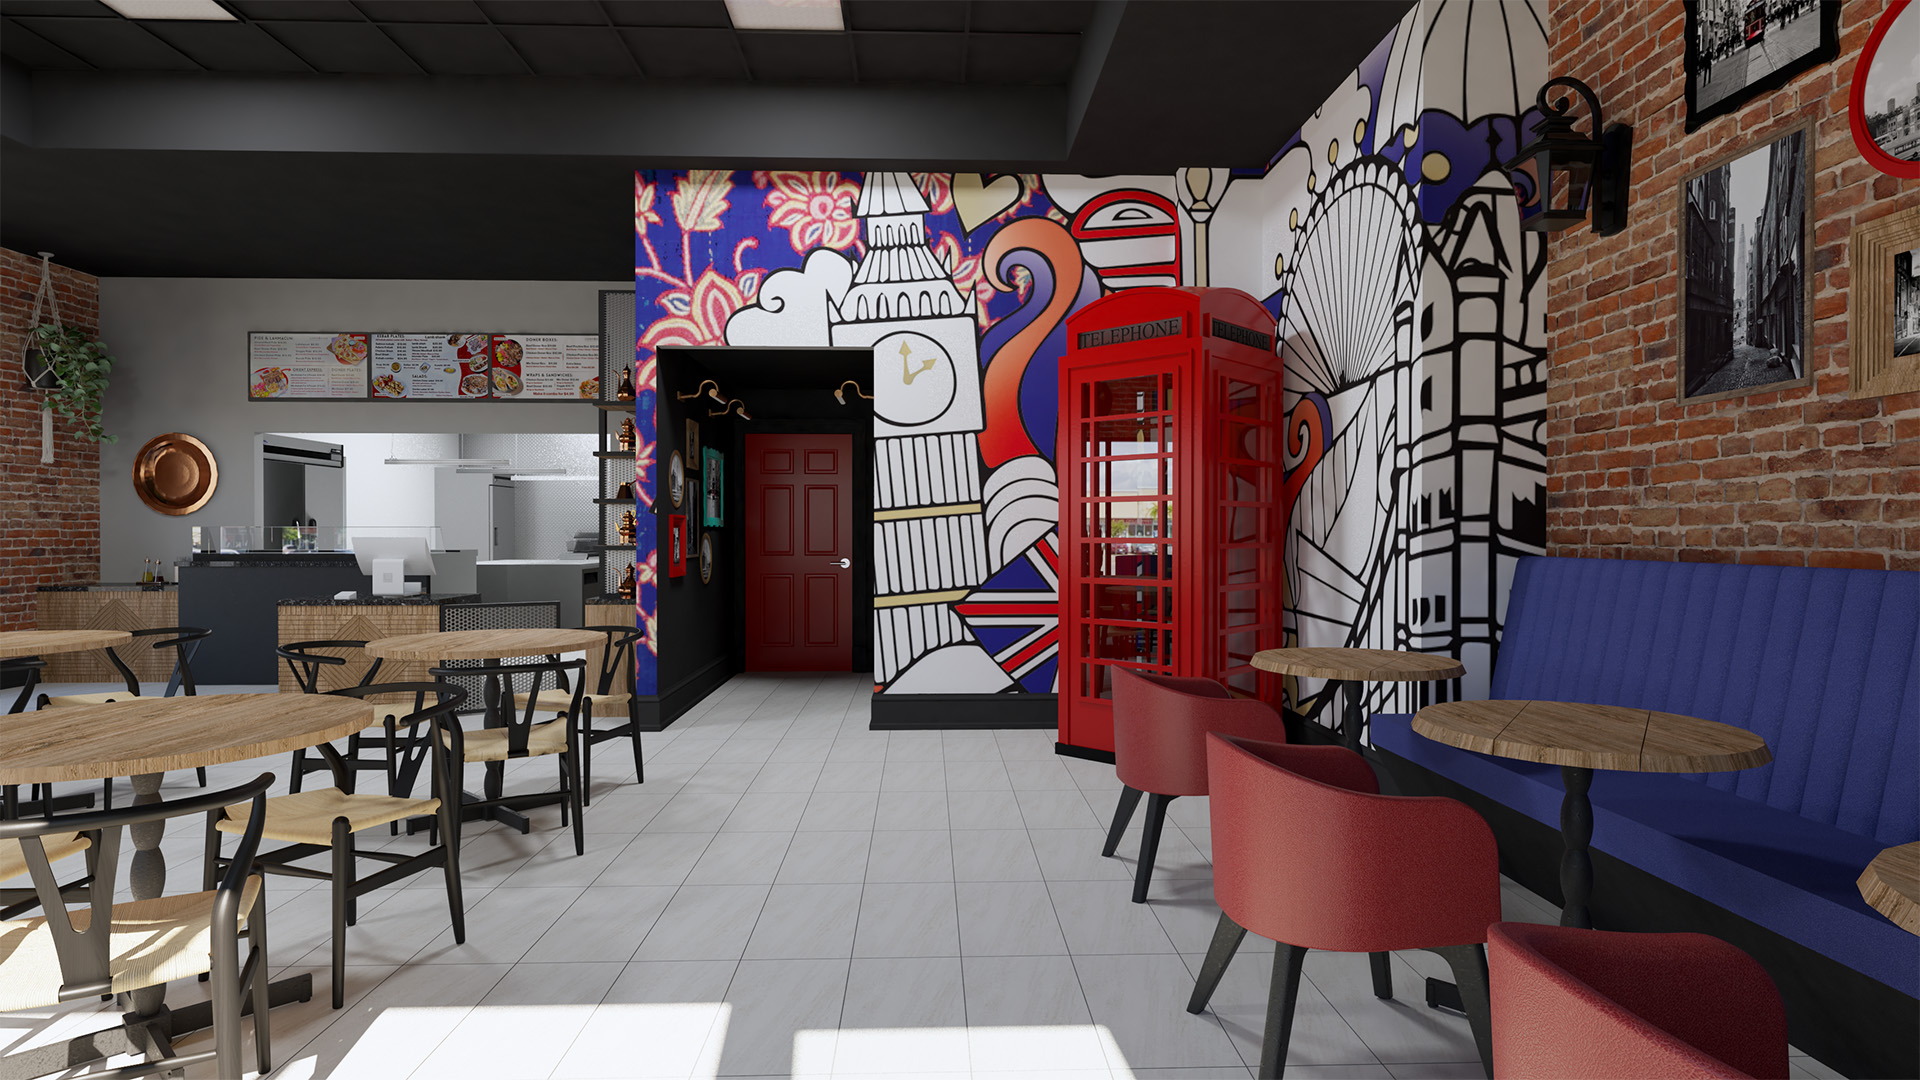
[
  {"left": 699, "top": 532, "right": 714, "bottom": 584},
  {"left": 667, "top": 451, "right": 685, "bottom": 507},
  {"left": 1850, "top": 0, "right": 1920, "bottom": 180},
  {"left": 132, "top": 432, "right": 218, "bottom": 516}
]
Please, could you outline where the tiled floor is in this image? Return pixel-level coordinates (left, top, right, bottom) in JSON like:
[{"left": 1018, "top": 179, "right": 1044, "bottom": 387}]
[{"left": 2, "top": 673, "right": 1845, "bottom": 1080}]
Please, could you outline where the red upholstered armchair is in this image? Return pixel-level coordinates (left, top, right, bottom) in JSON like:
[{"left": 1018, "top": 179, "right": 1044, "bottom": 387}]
[
  {"left": 1189, "top": 734, "right": 1500, "bottom": 1079},
  {"left": 1105, "top": 668, "right": 1287, "bottom": 904},
  {"left": 1487, "top": 921, "right": 1788, "bottom": 1079}
]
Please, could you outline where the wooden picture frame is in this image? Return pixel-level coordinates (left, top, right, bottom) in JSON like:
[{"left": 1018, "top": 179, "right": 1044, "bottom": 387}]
[
  {"left": 1677, "top": 118, "right": 1814, "bottom": 404},
  {"left": 1850, "top": 207, "right": 1920, "bottom": 399},
  {"left": 685, "top": 418, "right": 699, "bottom": 469},
  {"left": 1684, "top": 0, "right": 1838, "bottom": 133}
]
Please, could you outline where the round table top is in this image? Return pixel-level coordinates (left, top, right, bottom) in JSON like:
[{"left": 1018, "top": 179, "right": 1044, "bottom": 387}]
[
  {"left": 1251, "top": 647, "right": 1465, "bottom": 682},
  {"left": 1858, "top": 842, "right": 1920, "bottom": 937},
  {"left": 1412, "top": 699, "right": 1772, "bottom": 774},
  {"left": 0, "top": 694, "right": 376, "bottom": 784},
  {"left": 363, "top": 628, "right": 604, "bottom": 662},
  {"left": 0, "top": 629, "right": 134, "bottom": 660}
]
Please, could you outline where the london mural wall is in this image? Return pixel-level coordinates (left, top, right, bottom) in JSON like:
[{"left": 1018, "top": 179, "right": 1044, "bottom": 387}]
[{"left": 630, "top": 0, "right": 1549, "bottom": 715}]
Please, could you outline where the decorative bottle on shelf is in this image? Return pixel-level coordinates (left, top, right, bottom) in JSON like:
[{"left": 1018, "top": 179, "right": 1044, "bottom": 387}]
[
  {"left": 617, "top": 562, "right": 636, "bottom": 600},
  {"left": 615, "top": 365, "right": 635, "bottom": 401},
  {"left": 617, "top": 509, "right": 638, "bottom": 545},
  {"left": 618, "top": 416, "right": 636, "bottom": 451},
  {"left": 615, "top": 480, "right": 634, "bottom": 500}
]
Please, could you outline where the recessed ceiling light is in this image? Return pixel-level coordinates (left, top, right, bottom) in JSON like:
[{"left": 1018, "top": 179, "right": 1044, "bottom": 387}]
[
  {"left": 724, "top": 0, "right": 844, "bottom": 32},
  {"left": 101, "top": 0, "right": 235, "bottom": 19}
]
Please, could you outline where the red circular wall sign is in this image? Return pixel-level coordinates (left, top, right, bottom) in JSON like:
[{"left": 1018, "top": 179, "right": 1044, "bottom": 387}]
[{"left": 1850, "top": 0, "right": 1920, "bottom": 180}]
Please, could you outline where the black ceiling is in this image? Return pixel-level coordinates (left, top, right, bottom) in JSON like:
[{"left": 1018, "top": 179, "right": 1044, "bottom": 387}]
[{"left": 0, "top": 0, "right": 1414, "bottom": 280}]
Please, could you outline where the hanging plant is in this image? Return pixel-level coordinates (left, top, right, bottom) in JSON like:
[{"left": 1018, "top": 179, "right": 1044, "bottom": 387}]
[{"left": 29, "top": 323, "right": 115, "bottom": 443}]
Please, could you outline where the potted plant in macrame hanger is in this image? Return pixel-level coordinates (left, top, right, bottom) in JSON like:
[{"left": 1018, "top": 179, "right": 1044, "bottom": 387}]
[{"left": 19, "top": 252, "right": 114, "bottom": 457}]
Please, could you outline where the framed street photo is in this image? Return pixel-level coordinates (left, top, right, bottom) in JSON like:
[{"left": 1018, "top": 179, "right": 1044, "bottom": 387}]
[
  {"left": 667, "top": 450, "right": 684, "bottom": 508},
  {"left": 666, "top": 514, "right": 687, "bottom": 578},
  {"left": 702, "top": 447, "right": 724, "bottom": 527},
  {"left": 1849, "top": 207, "right": 1920, "bottom": 399},
  {"left": 1678, "top": 119, "right": 1814, "bottom": 403},
  {"left": 1684, "top": 0, "right": 1838, "bottom": 132},
  {"left": 685, "top": 417, "right": 699, "bottom": 469}
]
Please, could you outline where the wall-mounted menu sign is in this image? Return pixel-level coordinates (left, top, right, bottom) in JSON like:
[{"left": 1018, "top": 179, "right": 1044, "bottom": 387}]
[
  {"left": 370, "top": 333, "right": 494, "bottom": 399},
  {"left": 248, "top": 333, "right": 371, "bottom": 400},
  {"left": 490, "top": 334, "right": 601, "bottom": 400}
]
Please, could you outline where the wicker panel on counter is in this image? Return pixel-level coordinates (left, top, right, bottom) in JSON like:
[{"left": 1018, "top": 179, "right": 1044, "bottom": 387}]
[
  {"left": 275, "top": 603, "right": 442, "bottom": 693},
  {"left": 37, "top": 589, "right": 180, "bottom": 682}
]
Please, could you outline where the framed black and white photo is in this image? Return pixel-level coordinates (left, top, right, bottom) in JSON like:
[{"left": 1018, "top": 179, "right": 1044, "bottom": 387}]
[
  {"left": 1684, "top": 0, "right": 1838, "bottom": 132},
  {"left": 1849, "top": 207, "right": 1920, "bottom": 399},
  {"left": 1678, "top": 119, "right": 1813, "bottom": 403},
  {"left": 667, "top": 450, "right": 684, "bottom": 508},
  {"left": 1849, "top": 0, "right": 1920, "bottom": 179}
]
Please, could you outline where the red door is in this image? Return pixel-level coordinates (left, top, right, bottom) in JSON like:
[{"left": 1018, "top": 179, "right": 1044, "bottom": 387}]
[{"left": 745, "top": 433, "right": 854, "bottom": 671}]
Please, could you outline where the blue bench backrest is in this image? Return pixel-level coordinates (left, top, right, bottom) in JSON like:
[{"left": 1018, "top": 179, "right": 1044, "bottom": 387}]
[{"left": 1491, "top": 557, "right": 1918, "bottom": 846}]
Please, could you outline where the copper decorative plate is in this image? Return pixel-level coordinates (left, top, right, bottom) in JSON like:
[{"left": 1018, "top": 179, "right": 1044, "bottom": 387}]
[{"left": 133, "top": 432, "right": 217, "bottom": 515}]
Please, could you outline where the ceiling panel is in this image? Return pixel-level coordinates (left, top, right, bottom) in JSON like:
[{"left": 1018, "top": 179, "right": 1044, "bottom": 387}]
[
  {"left": 852, "top": 31, "right": 962, "bottom": 84},
  {"left": 0, "top": 0, "right": 116, "bottom": 15},
  {"left": 476, "top": 0, "right": 607, "bottom": 26},
  {"left": 602, "top": 0, "right": 728, "bottom": 29},
  {"left": 259, "top": 20, "right": 419, "bottom": 73},
  {"left": 224, "top": 0, "right": 361, "bottom": 20},
  {"left": 0, "top": 18, "right": 93, "bottom": 67},
  {"left": 969, "top": 0, "right": 1093, "bottom": 34},
  {"left": 843, "top": 0, "right": 965, "bottom": 33},
  {"left": 619, "top": 26, "right": 742, "bottom": 79},
  {"left": 381, "top": 22, "right": 527, "bottom": 75},
  {"left": 350, "top": 0, "right": 485, "bottom": 24},
  {"left": 141, "top": 20, "right": 313, "bottom": 72},
  {"left": 738, "top": 30, "right": 852, "bottom": 83},
  {"left": 500, "top": 26, "right": 638, "bottom": 77},
  {"left": 10, "top": 15, "right": 197, "bottom": 69},
  {"left": 966, "top": 33, "right": 1078, "bottom": 86}
]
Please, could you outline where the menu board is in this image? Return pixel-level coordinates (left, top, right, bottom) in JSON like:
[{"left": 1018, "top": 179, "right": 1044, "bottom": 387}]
[
  {"left": 248, "top": 333, "right": 370, "bottom": 400},
  {"left": 369, "top": 333, "right": 493, "bottom": 400},
  {"left": 491, "top": 334, "right": 601, "bottom": 401}
]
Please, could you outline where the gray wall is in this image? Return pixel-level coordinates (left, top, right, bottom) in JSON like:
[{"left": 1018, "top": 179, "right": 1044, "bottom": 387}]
[{"left": 96, "top": 277, "right": 625, "bottom": 581}]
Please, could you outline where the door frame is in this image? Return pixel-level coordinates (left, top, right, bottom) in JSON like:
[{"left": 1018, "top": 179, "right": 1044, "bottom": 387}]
[{"left": 730, "top": 417, "right": 875, "bottom": 675}]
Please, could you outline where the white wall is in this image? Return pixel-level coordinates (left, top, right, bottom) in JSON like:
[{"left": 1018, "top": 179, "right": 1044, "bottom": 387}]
[{"left": 95, "top": 277, "right": 624, "bottom": 581}]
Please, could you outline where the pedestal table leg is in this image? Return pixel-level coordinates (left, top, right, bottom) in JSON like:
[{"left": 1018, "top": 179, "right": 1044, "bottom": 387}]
[
  {"left": 1558, "top": 765, "right": 1595, "bottom": 929},
  {"left": 127, "top": 772, "right": 169, "bottom": 1028},
  {"left": 1341, "top": 680, "right": 1363, "bottom": 751}
]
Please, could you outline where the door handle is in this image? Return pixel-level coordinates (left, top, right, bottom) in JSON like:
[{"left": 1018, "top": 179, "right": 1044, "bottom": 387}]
[{"left": 830, "top": 558, "right": 850, "bottom": 568}]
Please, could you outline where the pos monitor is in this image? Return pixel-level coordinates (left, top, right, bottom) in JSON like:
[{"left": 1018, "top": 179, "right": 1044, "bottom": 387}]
[{"left": 351, "top": 536, "right": 437, "bottom": 596}]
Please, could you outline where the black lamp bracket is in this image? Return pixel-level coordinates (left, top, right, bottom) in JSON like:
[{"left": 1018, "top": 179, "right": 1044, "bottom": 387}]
[{"left": 1539, "top": 76, "right": 1604, "bottom": 135}]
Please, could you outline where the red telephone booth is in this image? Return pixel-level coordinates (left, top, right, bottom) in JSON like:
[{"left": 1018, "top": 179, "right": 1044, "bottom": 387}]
[{"left": 1057, "top": 287, "right": 1284, "bottom": 756}]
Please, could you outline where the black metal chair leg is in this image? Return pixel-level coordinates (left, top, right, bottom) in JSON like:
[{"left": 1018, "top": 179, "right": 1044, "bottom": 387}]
[
  {"left": 1187, "top": 911, "right": 1248, "bottom": 1013},
  {"left": 1429, "top": 943, "right": 1493, "bottom": 1079},
  {"left": 629, "top": 699, "right": 644, "bottom": 784},
  {"left": 566, "top": 748, "right": 586, "bottom": 856},
  {"left": 1370, "top": 951, "right": 1393, "bottom": 1000},
  {"left": 331, "top": 817, "right": 350, "bottom": 1010},
  {"left": 1131, "top": 793, "right": 1172, "bottom": 904},
  {"left": 250, "top": 891, "right": 273, "bottom": 1076},
  {"left": 290, "top": 749, "right": 307, "bottom": 795},
  {"left": 1101, "top": 785, "right": 1143, "bottom": 858},
  {"left": 196, "top": 766, "right": 207, "bottom": 788},
  {"left": 1259, "top": 942, "right": 1308, "bottom": 1079},
  {"left": 580, "top": 701, "right": 595, "bottom": 806}
]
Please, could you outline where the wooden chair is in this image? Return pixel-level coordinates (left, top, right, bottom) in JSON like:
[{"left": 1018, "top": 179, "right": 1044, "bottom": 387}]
[
  {"left": 509, "top": 624, "right": 645, "bottom": 801},
  {"left": 434, "top": 658, "right": 588, "bottom": 855},
  {"left": 205, "top": 683, "right": 466, "bottom": 1010},
  {"left": 0, "top": 773, "right": 275, "bottom": 1080},
  {"left": 36, "top": 626, "right": 214, "bottom": 805},
  {"left": 276, "top": 639, "right": 388, "bottom": 794},
  {"left": 0, "top": 832, "right": 95, "bottom": 920}
]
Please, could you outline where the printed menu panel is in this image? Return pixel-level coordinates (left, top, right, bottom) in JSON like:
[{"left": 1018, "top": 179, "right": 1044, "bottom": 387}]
[
  {"left": 248, "top": 333, "right": 370, "bottom": 400},
  {"left": 370, "top": 333, "right": 493, "bottom": 399},
  {"left": 491, "top": 334, "right": 602, "bottom": 401}
]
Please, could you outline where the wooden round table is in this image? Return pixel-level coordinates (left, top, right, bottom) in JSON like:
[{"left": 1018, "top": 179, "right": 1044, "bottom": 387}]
[
  {"left": 0, "top": 629, "right": 134, "bottom": 714},
  {"left": 1413, "top": 699, "right": 1771, "bottom": 928},
  {"left": 0, "top": 693, "right": 376, "bottom": 1052},
  {"left": 1252, "top": 647, "right": 1464, "bottom": 750},
  {"left": 1859, "top": 841, "right": 1920, "bottom": 937}
]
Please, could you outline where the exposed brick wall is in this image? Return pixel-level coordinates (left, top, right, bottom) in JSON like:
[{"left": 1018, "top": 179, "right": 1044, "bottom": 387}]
[
  {"left": 1545, "top": 0, "right": 1919, "bottom": 571},
  {"left": 0, "top": 247, "right": 102, "bottom": 631}
]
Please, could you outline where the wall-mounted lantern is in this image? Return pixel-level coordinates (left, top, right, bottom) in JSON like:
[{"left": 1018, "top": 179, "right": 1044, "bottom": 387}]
[{"left": 1504, "top": 76, "right": 1632, "bottom": 237}]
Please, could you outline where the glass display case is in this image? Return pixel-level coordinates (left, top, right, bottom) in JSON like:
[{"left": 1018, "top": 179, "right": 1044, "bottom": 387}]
[
  {"left": 1058, "top": 287, "right": 1283, "bottom": 756},
  {"left": 206, "top": 525, "right": 443, "bottom": 554}
]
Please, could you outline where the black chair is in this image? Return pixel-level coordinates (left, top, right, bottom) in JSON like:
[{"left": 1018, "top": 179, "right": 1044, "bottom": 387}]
[
  {"left": 205, "top": 683, "right": 466, "bottom": 1009},
  {"left": 509, "top": 624, "right": 645, "bottom": 801},
  {"left": 37, "top": 626, "right": 215, "bottom": 807},
  {"left": 433, "top": 658, "right": 588, "bottom": 855},
  {"left": 277, "top": 639, "right": 388, "bottom": 795},
  {"left": 0, "top": 830, "right": 96, "bottom": 920},
  {"left": 0, "top": 773, "right": 275, "bottom": 1080}
]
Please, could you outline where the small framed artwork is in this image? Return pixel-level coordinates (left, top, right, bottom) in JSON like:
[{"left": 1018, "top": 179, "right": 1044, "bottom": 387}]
[
  {"left": 1677, "top": 118, "right": 1814, "bottom": 403},
  {"left": 1684, "top": 0, "right": 1838, "bottom": 132},
  {"left": 667, "top": 450, "right": 684, "bottom": 508},
  {"left": 685, "top": 417, "right": 700, "bottom": 468},
  {"left": 1849, "top": 207, "right": 1920, "bottom": 399},
  {"left": 699, "top": 532, "right": 714, "bottom": 584},
  {"left": 667, "top": 514, "right": 687, "bottom": 578},
  {"left": 702, "top": 448, "right": 724, "bottom": 527},
  {"left": 1849, "top": 0, "right": 1920, "bottom": 180}
]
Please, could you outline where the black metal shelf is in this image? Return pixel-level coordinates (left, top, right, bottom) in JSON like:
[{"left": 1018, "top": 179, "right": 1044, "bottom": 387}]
[
  {"left": 593, "top": 399, "right": 636, "bottom": 412},
  {"left": 593, "top": 497, "right": 636, "bottom": 505},
  {"left": 593, "top": 450, "right": 635, "bottom": 459},
  {"left": 596, "top": 544, "right": 636, "bottom": 551}
]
